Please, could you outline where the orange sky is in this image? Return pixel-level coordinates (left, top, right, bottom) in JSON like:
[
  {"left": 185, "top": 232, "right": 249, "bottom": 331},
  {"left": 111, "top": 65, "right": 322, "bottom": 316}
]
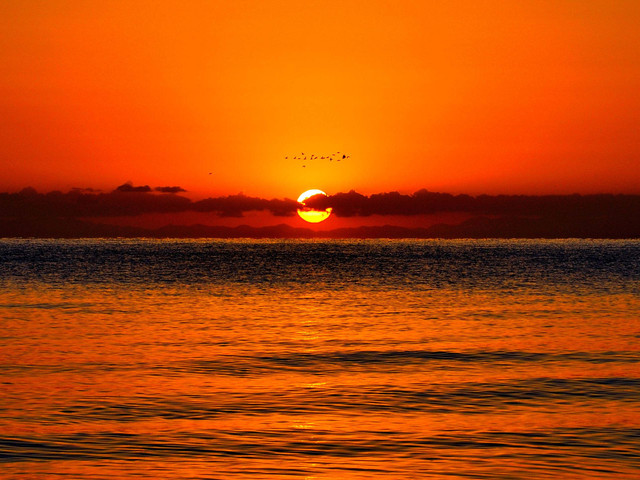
[{"left": 1, "top": 0, "right": 640, "bottom": 199}]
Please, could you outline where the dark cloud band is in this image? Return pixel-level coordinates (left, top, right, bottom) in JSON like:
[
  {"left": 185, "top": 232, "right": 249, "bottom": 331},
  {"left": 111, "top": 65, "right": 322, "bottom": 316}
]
[
  {"left": 306, "top": 189, "right": 640, "bottom": 219},
  {"left": 2, "top": 186, "right": 639, "bottom": 221}
]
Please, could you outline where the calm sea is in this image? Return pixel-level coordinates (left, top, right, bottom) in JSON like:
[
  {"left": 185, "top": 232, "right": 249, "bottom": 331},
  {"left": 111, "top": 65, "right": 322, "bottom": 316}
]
[{"left": 1, "top": 239, "right": 639, "bottom": 479}]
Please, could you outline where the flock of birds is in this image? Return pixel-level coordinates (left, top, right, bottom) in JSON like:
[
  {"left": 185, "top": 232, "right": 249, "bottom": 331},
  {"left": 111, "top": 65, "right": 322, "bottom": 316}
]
[
  {"left": 207, "top": 151, "right": 351, "bottom": 175},
  {"left": 285, "top": 152, "right": 350, "bottom": 168}
]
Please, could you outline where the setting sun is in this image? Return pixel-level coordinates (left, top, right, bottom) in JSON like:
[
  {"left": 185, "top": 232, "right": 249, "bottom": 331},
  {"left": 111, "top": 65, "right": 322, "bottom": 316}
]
[{"left": 297, "top": 189, "right": 332, "bottom": 223}]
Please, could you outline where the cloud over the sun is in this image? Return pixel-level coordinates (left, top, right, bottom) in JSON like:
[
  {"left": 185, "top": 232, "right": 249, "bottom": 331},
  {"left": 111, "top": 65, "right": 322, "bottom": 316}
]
[{"left": 305, "top": 189, "right": 640, "bottom": 219}]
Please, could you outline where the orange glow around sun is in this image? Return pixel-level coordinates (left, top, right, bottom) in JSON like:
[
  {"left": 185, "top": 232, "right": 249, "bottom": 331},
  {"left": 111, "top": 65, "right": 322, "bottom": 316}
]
[
  {"left": 1, "top": 1, "right": 640, "bottom": 197},
  {"left": 297, "top": 189, "right": 332, "bottom": 223}
]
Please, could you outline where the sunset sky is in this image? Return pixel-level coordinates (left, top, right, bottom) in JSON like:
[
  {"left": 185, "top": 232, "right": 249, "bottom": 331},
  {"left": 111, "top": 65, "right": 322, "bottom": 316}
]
[{"left": 2, "top": 1, "right": 639, "bottom": 198}]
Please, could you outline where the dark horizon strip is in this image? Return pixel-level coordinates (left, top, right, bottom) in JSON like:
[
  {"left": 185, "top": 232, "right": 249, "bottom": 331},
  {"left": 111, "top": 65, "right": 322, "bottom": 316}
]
[{"left": 3, "top": 185, "right": 640, "bottom": 219}]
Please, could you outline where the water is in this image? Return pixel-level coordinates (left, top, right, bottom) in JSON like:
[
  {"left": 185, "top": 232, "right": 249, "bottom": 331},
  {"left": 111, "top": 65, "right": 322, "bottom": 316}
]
[{"left": 1, "top": 239, "right": 639, "bottom": 479}]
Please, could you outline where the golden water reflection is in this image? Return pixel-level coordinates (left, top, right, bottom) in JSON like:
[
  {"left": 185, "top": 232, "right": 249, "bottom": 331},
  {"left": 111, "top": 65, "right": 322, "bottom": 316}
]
[{"left": 1, "top": 240, "right": 639, "bottom": 478}]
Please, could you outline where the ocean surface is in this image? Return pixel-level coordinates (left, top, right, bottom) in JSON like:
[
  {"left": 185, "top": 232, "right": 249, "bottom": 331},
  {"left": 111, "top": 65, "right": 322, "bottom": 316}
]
[{"left": 1, "top": 239, "right": 639, "bottom": 479}]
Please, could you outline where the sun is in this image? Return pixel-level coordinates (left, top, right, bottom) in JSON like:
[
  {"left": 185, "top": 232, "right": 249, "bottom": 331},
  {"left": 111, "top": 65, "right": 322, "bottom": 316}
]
[{"left": 297, "top": 189, "right": 332, "bottom": 223}]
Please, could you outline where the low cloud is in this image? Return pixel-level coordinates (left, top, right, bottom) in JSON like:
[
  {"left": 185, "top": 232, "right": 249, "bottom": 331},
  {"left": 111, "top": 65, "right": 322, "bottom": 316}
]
[
  {"left": 0, "top": 186, "right": 298, "bottom": 218},
  {"left": 155, "top": 186, "right": 187, "bottom": 193},
  {"left": 193, "top": 194, "right": 298, "bottom": 217},
  {"left": 2, "top": 186, "right": 639, "bottom": 227},
  {"left": 114, "top": 182, "right": 152, "bottom": 193},
  {"left": 304, "top": 189, "right": 640, "bottom": 219}
]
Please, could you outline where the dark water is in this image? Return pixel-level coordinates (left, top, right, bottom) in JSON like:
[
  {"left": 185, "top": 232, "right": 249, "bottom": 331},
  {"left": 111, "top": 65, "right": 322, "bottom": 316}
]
[{"left": 1, "top": 239, "right": 639, "bottom": 479}]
